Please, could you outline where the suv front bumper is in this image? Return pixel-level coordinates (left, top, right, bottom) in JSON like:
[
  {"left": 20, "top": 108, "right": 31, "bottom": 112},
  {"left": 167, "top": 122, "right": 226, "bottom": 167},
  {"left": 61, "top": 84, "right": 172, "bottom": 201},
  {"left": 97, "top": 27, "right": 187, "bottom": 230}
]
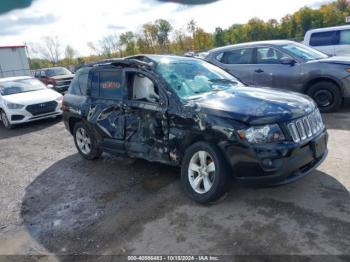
[{"left": 220, "top": 130, "right": 328, "bottom": 186}]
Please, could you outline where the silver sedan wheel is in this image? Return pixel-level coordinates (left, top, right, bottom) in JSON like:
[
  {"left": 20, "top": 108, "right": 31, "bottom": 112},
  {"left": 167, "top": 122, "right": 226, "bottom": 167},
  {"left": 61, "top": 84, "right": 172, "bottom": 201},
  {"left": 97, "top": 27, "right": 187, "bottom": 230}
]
[
  {"left": 188, "top": 150, "right": 216, "bottom": 194},
  {"left": 76, "top": 127, "right": 92, "bottom": 155}
]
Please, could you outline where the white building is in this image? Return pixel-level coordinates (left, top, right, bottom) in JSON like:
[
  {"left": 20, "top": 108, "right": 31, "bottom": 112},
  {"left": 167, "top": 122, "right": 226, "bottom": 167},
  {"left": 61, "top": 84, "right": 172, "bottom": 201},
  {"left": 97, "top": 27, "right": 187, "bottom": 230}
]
[{"left": 0, "top": 45, "right": 30, "bottom": 78}]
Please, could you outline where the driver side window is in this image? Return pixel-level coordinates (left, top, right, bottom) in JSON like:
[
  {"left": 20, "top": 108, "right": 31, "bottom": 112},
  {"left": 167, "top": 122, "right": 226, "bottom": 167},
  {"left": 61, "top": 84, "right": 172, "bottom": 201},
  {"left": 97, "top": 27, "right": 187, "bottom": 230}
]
[{"left": 127, "top": 72, "right": 159, "bottom": 103}]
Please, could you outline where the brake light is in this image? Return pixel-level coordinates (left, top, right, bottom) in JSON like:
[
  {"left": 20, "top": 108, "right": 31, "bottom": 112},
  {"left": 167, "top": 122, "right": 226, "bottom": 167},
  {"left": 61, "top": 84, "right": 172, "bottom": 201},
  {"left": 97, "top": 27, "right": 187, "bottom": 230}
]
[{"left": 61, "top": 96, "right": 68, "bottom": 112}]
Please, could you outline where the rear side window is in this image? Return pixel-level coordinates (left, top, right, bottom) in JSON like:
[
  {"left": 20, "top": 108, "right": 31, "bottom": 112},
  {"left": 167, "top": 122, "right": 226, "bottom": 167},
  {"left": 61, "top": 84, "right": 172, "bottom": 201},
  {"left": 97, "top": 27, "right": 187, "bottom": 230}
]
[
  {"left": 99, "top": 70, "right": 123, "bottom": 99},
  {"left": 78, "top": 73, "right": 89, "bottom": 95},
  {"left": 69, "top": 78, "right": 80, "bottom": 95},
  {"left": 222, "top": 48, "right": 253, "bottom": 64},
  {"left": 68, "top": 69, "right": 89, "bottom": 96},
  {"left": 215, "top": 53, "right": 224, "bottom": 62},
  {"left": 310, "top": 31, "right": 335, "bottom": 46},
  {"left": 339, "top": 30, "right": 350, "bottom": 45}
]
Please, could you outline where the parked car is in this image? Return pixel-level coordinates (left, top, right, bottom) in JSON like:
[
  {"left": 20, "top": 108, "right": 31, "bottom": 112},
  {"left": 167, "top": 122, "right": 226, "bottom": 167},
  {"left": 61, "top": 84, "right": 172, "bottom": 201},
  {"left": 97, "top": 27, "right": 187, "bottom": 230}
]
[
  {"left": 0, "top": 76, "right": 63, "bottom": 129},
  {"left": 34, "top": 67, "right": 75, "bottom": 93},
  {"left": 304, "top": 25, "right": 350, "bottom": 56},
  {"left": 184, "top": 51, "right": 209, "bottom": 59},
  {"left": 205, "top": 40, "right": 350, "bottom": 112},
  {"left": 63, "top": 55, "right": 328, "bottom": 204}
]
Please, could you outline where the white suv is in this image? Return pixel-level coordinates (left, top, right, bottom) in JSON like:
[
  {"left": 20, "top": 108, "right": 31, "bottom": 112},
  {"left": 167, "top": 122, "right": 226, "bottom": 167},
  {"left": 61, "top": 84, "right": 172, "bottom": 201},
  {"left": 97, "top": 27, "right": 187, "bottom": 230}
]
[
  {"left": 0, "top": 76, "right": 63, "bottom": 129},
  {"left": 304, "top": 25, "right": 350, "bottom": 56}
]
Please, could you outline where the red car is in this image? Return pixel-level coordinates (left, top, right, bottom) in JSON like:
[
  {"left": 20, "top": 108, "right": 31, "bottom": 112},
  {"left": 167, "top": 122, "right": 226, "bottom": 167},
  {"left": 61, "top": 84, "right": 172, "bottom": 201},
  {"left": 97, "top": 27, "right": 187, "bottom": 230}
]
[{"left": 34, "top": 67, "right": 75, "bottom": 93}]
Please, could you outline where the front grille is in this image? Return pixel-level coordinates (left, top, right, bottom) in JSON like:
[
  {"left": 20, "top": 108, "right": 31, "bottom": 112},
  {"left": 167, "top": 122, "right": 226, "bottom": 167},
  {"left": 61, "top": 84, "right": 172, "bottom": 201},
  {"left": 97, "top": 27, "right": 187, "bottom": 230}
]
[
  {"left": 56, "top": 80, "right": 72, "bottom": 86},
  {"left": 11, "top": 115, "right": 25, "bottom": 121},
  {"left": 286, "top": 109, "right": 324, "bottom": 143},
  {"left": 26, "top": 101, "right": 58, "bottom": 116}
]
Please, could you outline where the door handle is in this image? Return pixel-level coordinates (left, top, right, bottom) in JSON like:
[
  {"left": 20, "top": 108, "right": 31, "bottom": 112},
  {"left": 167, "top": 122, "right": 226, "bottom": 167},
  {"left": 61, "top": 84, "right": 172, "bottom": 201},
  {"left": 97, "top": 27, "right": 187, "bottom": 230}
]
[{"left": 255, "top": 69, "right": 264, "bottom": 73}]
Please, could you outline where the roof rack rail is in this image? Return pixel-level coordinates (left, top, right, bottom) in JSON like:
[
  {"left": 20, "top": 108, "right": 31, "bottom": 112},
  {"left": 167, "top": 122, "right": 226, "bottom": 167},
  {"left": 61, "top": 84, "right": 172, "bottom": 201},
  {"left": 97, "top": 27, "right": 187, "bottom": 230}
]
[{"left": 83, "top": 57, "right": 154, "bottom": 69}]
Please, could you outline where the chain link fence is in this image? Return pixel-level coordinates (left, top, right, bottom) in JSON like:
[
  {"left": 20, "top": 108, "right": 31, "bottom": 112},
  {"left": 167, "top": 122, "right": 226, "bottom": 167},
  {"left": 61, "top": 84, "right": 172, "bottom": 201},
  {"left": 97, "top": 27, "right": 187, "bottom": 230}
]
[{"left": 0, "top": 69, "right": 33, "bottom": 78}]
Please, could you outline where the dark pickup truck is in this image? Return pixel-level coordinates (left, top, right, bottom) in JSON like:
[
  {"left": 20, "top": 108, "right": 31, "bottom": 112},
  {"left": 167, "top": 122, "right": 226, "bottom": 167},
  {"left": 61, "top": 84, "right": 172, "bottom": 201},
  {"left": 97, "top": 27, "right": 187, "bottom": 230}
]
[
  {"left": 34, "top": 67, "right": 74, "bottom": 93},
  {"left": 62, "top": 55, "right": 328, "bottom": 204}
]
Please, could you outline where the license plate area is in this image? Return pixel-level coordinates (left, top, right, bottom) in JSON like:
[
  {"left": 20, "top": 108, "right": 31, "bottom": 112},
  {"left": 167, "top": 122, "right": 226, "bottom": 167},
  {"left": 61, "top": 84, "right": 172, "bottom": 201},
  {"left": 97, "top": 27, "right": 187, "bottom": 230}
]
[{"left": 311, "top": 134, "right": 326, "bottom": 158}]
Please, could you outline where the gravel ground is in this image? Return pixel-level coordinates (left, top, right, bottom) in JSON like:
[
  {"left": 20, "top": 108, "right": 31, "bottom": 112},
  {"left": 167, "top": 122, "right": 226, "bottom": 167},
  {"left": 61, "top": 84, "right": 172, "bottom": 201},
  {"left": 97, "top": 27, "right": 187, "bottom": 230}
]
[{"left": 0, "top": 107, "right": 349, "bottom": 259}]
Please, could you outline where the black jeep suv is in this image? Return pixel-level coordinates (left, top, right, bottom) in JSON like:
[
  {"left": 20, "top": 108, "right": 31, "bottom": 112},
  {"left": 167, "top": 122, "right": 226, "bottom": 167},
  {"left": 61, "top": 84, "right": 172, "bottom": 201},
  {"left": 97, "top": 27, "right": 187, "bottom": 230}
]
[{"left": 63, "top": 55, "right": 328, "bottom": 203}]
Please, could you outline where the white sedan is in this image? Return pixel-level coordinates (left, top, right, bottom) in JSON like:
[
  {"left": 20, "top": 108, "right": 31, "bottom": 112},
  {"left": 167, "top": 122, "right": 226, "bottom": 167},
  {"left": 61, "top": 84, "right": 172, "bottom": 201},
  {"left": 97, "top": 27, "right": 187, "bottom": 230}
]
[{"left": 0, "top": 76, "right": 63, "bottom": 129}]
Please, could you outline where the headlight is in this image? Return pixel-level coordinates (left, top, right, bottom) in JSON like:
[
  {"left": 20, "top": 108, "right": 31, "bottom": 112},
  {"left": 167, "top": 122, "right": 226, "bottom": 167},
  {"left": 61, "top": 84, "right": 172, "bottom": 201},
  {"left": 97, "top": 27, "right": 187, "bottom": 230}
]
[
  {"left": 238, "top": 124, "right": 285, "bottom": 144},
  {"left": 6, "top": 102, "right": 25, "bottom": 110}
]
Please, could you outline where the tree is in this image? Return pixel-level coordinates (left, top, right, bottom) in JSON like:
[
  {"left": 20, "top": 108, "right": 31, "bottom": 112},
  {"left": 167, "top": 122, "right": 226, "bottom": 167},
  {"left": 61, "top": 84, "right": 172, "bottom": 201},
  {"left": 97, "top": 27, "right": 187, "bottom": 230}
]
[
  {"left": 120, "top": 31, "right": 137, "bottom": 55},
  {"left": 245, "top": 18, "right": 267, "bottom": 41},
  {"left": 98, "top": 34, "right": 122, "bottom": 58},
  {"left": 226, "top": 24, "right": 247, "bottom": 44},
  {"left": 194, "top": 27, "right": 214, "bottom": 50},
  {"left": 142, "top": 23, "right": 159, "bottom": 53},
  {"left": 214, "top": 27, "right": 225, "bottom": 47},
  {"left": 172, "top": 28, "right": 191, "bottom": 53},
  {"left": 187, "top": 19, "right": 197, "bottom": 50},
  {"left": 37, "top": 36, "right": 61, "bottom": 65},
  {"left": 65, "top": 45, "right": 76, "bottom": 60},
  {"left": 87, "top": 41, "right": 101, "bottom": 56},
  {"left": 336, "top": 0, "right": 349, "bottom": 11},
  {"left": 155, "top": 19, "right": 173, "bottom": 52}
]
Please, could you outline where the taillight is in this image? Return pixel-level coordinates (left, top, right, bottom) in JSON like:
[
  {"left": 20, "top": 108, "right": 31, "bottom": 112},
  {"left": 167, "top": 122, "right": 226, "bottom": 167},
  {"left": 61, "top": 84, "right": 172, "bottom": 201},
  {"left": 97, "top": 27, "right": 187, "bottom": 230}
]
[{"left": 61, "top": 96, "right": 68, "bottom": 112}]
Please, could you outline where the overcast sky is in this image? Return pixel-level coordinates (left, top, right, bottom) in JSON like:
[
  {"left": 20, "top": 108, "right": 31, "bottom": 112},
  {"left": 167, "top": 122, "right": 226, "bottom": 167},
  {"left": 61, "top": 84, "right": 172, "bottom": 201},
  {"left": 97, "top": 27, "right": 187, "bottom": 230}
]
[{"left": 0, "top": 0, "right": 331, "bottom": 56}]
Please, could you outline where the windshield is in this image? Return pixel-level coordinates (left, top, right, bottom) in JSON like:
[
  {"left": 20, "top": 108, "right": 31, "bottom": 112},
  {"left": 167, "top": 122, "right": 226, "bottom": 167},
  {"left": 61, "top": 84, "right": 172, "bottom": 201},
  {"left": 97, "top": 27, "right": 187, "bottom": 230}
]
[
  {"left": 155, "top": 57, "right": 244, "bottom": 99},
  {"left": 46, "top": 67, "right": 71, "bottom": 77},
  {"left": 280, "top": 43, "right": 328, "bottom": 61},
  {"left": 0, "top": 78, "right": 47, "bottom": 96}
]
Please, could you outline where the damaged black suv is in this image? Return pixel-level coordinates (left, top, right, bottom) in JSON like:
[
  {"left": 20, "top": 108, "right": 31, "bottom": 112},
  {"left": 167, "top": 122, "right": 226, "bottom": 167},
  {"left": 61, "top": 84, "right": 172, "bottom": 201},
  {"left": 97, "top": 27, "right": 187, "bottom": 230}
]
[{"left": 63, "top": 55, "right": 328, "bottom": 203}]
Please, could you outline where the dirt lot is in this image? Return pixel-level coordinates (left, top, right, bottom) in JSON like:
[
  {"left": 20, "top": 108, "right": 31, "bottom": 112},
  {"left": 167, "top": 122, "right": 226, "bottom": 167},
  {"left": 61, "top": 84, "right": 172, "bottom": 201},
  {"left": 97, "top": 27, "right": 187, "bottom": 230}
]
[{"left": 0, "top": 107, "right": 349, "bottom": 259}]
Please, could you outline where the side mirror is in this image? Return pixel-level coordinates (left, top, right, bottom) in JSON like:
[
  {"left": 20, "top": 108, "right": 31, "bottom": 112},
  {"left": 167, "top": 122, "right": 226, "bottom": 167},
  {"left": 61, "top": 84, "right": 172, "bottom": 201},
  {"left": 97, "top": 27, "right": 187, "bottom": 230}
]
[
  {"left": 280, "top": 57, "right": 296, "bottom": 66},
  {"left": 47, "top": 84, "right": 54, "bottom": 89}
]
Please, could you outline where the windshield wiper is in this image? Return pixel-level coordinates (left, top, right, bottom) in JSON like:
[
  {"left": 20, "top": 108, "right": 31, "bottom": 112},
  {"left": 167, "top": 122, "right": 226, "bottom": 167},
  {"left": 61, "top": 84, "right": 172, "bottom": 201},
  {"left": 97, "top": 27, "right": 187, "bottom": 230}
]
[{"left": 209, "top": 78, "right": 238, "bottom": 85}]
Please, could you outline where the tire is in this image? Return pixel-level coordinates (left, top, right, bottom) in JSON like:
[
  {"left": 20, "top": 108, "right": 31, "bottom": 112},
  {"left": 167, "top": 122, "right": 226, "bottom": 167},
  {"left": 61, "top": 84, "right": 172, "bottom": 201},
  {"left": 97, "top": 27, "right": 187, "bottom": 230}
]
[
  {"left": 73, "top": 122, "right": 102, "bottom": 160},
  {"left": 307, "top": 81, "right": 342, "bottom": 113},
  {"left": 1, "top": 110, "right": 13, "bottom": 129},
  {"left": 181, "top": 142, "right": 231, "bottom": 204}
]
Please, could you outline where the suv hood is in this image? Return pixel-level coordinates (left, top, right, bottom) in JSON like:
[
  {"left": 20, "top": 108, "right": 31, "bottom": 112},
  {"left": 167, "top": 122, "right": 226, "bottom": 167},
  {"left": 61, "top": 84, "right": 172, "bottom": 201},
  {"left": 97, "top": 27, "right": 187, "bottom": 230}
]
[
  {"left": 3, "top": 89, "right": 62, "bottom": 105},
  {"left": 51, "top": 74, "right": 75, "bottom": 80},
  {"left": 191, "top": 86, "right": 316, "bottom": 125},
  {"left": 310, "top": 56, "right": 350, "bottom": 66}
]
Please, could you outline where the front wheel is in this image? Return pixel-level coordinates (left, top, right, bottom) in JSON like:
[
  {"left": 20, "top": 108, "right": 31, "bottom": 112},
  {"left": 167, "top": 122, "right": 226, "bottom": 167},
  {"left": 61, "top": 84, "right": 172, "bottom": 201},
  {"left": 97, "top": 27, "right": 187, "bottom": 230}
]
[
  {"left": 308, "top": 82, "right": 342, "bottom": 113},
  {"left": 181, "top": 142, "right": 231, "bottom": 204},
  {"left": 1, "top": 111, "right": 13, "bottom": 129},
  {"left": 73, "top": 122, "right": 102, "bottom": 160}
]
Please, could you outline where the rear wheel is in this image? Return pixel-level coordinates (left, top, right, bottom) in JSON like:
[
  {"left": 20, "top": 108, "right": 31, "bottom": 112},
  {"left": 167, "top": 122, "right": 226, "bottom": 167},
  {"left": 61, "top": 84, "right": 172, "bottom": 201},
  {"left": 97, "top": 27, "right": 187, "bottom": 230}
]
[
  {"left": 308, "top": 81, "right": 342, "bottom": 113},
  {"left": 1, "top": 111, "right": 13, "bottom": 129},
  {"left": 73, "top": 122, "right": 102, "bottom": 160},
  {"left": 181, "top": 142, "right": 231, "bottom": 204}
]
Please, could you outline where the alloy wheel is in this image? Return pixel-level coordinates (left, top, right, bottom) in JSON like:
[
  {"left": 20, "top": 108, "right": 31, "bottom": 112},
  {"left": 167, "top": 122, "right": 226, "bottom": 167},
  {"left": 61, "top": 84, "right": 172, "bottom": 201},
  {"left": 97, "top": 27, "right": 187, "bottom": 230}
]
[
  {"left": 76, "top": 127, "right": 92, "bottom": 155},
  {"left": 188, "top": 150, "right": 216, "bottom": 194}
]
